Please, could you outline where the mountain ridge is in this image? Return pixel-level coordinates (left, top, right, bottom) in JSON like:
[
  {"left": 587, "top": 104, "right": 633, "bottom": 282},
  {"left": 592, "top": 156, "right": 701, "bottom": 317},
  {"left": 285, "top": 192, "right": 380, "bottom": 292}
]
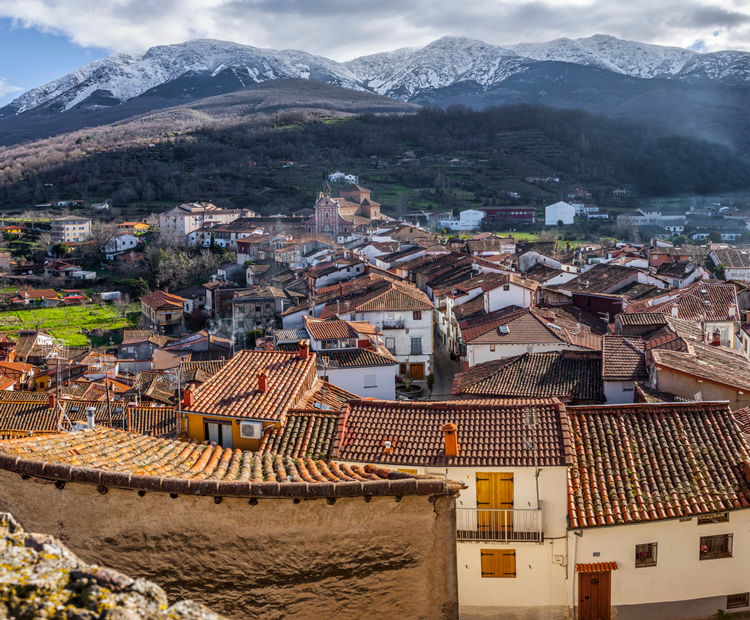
[{"left": 6, "top": 34, "right": 750, "bottom": 119}]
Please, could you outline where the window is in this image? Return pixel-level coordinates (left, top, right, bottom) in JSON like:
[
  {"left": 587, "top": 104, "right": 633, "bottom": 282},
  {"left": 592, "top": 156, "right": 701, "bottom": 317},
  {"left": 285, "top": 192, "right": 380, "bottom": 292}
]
[
  {"left": 503, "top": 284, "right": 510, "bottom": 291},
  {"left": 411, "top": 337, "right": 422, "bottom": 355},
  {"left": 727, "top": 594, "right": 749, "bottom": 609},
  {"left": 364, "top": 374, "right": 377, "bottom": 388},
  {"left": 490, "top": 345, "right": 495, "bottom": 351},
  {"left": 635, "top": 543, "right": 657, "bottom": 568},
  {"left": 386, "top": 337, "right": 396, "bottom": 354},
  {"left": 700, "top": 534, "right": 733, "bottom": 559},
  {"left": 413, "top": 311, "right": 422, "bottom": 320},
  {"left": 481, "top": 549, "right": 516, "bottom": 578},
  {"left": 698, "top": 512, "right": 729, "bottom": 525}
]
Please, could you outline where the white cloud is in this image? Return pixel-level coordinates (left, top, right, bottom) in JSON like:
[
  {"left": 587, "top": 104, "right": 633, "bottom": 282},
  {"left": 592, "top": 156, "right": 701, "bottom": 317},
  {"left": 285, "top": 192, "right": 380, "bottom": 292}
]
[
  {"left": 0, "top": 76, "right": 22, "bottom": 99},
  {"left": 1, "top": 0, "right": 750, "bottom": 59}
]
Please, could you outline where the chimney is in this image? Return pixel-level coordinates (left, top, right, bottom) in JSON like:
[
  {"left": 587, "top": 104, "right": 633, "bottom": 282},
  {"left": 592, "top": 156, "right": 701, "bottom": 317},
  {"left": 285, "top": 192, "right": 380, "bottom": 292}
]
[
  {"left": 383, "top": 440, "right": 393, "bottom": 455},
  {"left": 48, "top": 394, "right": 55, "bottom": 410},
  {"left": 85, "top": 406, "right": 96, "bottom": 429},
  {"left": 730, "top": 305, "right": 737, "bottom": 319},
  {"left": 257, "top": 371, "right": 268, "bottom": 393},
  {"left": 441, "top": 423, "right": 459, "bottom": 458},
  {"left": 298, "top": 339, "right": 310, "bottom": 360},
  {"left": 183, "top": 386, "right": 195, "bottom": 408},
  {"left": 671, "top": 305, "right": 679, "bottom": 318},
  {"left": 711, "top": 329, "right": 722, "bottom": 347}
]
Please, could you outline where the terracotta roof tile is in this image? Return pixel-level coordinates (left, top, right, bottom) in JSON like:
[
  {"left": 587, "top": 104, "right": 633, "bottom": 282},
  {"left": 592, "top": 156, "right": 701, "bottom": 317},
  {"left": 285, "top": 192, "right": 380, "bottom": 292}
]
[
  {"left": 567, "top": 402, "right": 750, "bottom": 528},
  {"left": 260, "top": 411, "right": 340, "bottom": 460},
  {"left": 297, "top": 380, "right": 357, "bottom": 411},
  {"left": 304, "top": 318, "right": 359, "bottom": 340},
  {"left": 140, "top": 290, "right": 185, "bottom": 309},
  {"left": 335, "top": 398, "right": 573, "bottom": 467},
  {"left": 0, "top": 428, "right": 462, "bottom": 497},
  {"left": 185, "top": 350, "right": 318, "bottom": 421},
  {"left": 651, "top": 342, "right": 750, "bottom": 392},
  {"left": 601, "top": 336, "right": 648, "bottom": 382},
  {"left": 318, "top": 348, "right": 397, "bottom": 368},
  {"left": 453, "top": 352, "right": 604, "bottom": 402}
]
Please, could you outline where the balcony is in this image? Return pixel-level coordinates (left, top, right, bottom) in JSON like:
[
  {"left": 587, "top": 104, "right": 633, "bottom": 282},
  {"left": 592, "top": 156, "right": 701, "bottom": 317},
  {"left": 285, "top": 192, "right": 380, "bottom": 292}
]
[
  {"left": 456, "top": 508, "right": 542, "bottom": 543},
  {"left": 382, "top": 320, "right": 405, "bottom": 330}
]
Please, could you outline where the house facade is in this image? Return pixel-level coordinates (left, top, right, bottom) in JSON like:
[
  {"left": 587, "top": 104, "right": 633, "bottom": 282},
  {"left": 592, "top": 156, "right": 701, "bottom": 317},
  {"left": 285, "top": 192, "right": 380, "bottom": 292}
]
[
  {"left": 140, "top": 291, "right": 186, "bottom": 335},
  {"left": 50, "top": 216, "right": 91, "bottom": 243},
  {"left": 545, "top": 201, "right": 575, "bottom": 226}
]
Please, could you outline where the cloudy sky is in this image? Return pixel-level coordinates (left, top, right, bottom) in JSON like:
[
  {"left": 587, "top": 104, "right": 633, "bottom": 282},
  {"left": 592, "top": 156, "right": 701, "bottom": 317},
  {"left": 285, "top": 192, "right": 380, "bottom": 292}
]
[{"left": 1, "top": 0, "right": 750, "bottom": 105}]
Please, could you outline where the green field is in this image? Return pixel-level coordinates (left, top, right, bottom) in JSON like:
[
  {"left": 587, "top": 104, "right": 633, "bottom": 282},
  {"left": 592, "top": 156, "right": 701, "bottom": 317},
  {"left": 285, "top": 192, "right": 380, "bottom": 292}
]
[{"left": 0, "top": 304, "right": 140, "bottom": 346}]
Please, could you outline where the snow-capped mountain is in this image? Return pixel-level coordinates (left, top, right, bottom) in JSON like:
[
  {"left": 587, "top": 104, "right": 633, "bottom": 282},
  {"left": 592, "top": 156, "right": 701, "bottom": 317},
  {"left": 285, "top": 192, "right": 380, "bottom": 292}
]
[
  {"left": 5, "top": 34, "right": 750, "bottom": 120},
  {"left": 1, "top": 39, "right": 361, "bottom": 117},
  {"left": 505, "top": 34, "right": 750, "bottom": 83},
  {"left": 344, "top": 37, "right": 529, "bottom": 99}
]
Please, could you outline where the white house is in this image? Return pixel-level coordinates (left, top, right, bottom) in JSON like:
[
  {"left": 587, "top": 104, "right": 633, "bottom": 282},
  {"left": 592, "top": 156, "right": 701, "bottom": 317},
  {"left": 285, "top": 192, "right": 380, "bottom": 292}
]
[
  {"left": 437, "top": 209, "right": 486, "bottom": 231},
  {"left": 483, "top": 275, "right": 538, "bottom": 313},
  {"left": 104, "top": 233, "right": 138, "bottom": 259},
  {"left": 601, "top": 335, "right": 648, "bottom": 404},
  {"left": 545, "top": 201, "right": 576, "bottom": 226},
  {"left": 459, "top": 308, "right": 601, "bottom": 368}
]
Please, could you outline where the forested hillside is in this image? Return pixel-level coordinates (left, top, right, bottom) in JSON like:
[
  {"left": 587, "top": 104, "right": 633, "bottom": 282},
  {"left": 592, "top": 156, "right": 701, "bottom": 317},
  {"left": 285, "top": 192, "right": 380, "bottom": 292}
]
[{"left": 1, "top": 103, "right": 749, "bottom": 213}]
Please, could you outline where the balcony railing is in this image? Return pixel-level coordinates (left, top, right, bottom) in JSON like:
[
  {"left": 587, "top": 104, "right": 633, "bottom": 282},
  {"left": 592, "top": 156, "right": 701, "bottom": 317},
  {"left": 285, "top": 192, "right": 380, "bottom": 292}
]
[
  {"left": 456, "top": 508, "right": 542, "bottom": 543},
  {"left": 382, "top": 320, "right": 405, "bottom": 329}
]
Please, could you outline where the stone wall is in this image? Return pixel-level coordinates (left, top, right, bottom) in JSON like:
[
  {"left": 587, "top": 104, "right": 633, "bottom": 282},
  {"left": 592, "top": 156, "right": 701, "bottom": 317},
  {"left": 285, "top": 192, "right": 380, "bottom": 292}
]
[
  {"left": 0, "top": 470, "right": 459, "bottom": 620},
  {"left": 0, "top": 512, "right": 226, "bottom": 620}
]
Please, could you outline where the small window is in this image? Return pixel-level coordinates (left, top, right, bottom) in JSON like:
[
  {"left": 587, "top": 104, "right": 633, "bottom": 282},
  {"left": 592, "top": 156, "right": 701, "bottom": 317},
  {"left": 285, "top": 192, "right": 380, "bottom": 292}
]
[
  {"left": 503, "top": 284, "right": 510, "bottom": 291},
  {"left": 364, "top": 374, "right": 376, "bottom": 388},
  {"left": 727, "top": 594, "right": 749, "bottom": 609},
  {"left": 481, "top": 549, "right": 516, "bottom": 578},
  {"left": 490, "top": 344, "right": 495, "bottom": 351},
  {"left": 698, "top": 512, "right": 729, "bottom": 525},
  {"left": 700, "top": 534, "right": 733, "bottom": 559},
  {"left": 413, "top": 311, "right": 422, "bottom": 320},
  {"left": 635, "top": 543, "right": 657, "bottom": 568},
  {"left": 386, "top": 337, "right": 396, "bottom": 354}
]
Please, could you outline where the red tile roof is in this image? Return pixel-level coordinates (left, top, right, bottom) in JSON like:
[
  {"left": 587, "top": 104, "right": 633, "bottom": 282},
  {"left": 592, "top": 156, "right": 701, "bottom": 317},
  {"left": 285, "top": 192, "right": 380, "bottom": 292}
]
[
  {"left": 334, "top": 399, "right": 573, "bottom": 467},
  {"left": 601, "top": 336, "right": 648, "bottom": 382},
  {"left": 260, "top": 411, "right": 340, "bottom": 460},
  {"left": 297, "top": 381, "right": 358, "bottom": 411},
  {"left": 184, "top": 350, "right": 318, "bottom": 421},
  {"left": 650, "top": 342, "right": 750, "bottom": 392},
  {"left": 567, "top": 402, "right": 750, "bottom": 528},
  {"left": 0, "top": 401, "right": 59, "bottom": 438},
  {"left": 127, "top": 406, "right": 176, "bottom": 438},
  {"left": 453, "top": 351, "right": 604, "bottom": 402},
  {"left": 140, "top": 290, "right": 185, "bottom": 310},
  {"left": 460, "top": 308, "right": 602, "bottom": 350},
  {"left": 304, "top": 318, "right": 358, "bottom": 340},
  {"left": 318, "top": 348, "right": 397, "bottom": 368},
  {"left": 635, "top": 281, "right": 738, "bottom": 322},
  {"left": 0, "top": 428, "right": 461, "bottom": 497}
]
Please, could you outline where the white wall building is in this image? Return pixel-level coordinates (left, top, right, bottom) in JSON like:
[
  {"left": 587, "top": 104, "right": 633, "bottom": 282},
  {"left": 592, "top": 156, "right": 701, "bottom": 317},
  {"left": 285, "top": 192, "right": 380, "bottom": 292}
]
[
  {"left": 545, "top": 201, "right": 576, "bottom": 226},
  {"left": 437, "top": 209, "right": 486, "bottom": 231}
]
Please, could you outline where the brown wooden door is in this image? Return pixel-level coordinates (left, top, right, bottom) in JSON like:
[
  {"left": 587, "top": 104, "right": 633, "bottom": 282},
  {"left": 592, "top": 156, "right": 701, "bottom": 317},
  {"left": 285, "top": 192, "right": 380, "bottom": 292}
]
[
  {"left": 476, "top": 473, "right": 513, "bottom": 534},
  {"left": 409, "top": 362, "right": 424, "bottom": 380},
  {"left": 578, "top": 571, "right": 611, "bottom": 620}
]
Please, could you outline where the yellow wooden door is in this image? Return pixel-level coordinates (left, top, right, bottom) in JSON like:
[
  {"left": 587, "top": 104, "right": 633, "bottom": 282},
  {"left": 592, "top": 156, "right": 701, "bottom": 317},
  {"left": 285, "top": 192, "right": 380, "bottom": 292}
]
[{"left": 476, "top": 473, "right": 513, "bottom": 534}]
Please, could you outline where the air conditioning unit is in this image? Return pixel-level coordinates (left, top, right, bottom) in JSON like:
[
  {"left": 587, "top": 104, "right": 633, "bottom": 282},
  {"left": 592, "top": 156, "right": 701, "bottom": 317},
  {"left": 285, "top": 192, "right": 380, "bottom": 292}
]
[{"left": 239, "top": 421, "right": 263, "bottom": 439}]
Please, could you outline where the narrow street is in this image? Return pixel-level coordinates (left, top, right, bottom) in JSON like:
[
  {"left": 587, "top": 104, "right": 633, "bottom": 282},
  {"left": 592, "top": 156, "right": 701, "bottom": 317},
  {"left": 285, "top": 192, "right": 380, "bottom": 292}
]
[{"left": 430, "top": 339, "right": 462, "bottom": 400}]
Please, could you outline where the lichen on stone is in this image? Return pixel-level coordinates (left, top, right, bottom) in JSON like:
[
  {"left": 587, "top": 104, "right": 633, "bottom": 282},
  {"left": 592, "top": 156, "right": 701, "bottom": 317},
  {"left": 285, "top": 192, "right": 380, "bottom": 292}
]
[{"left": 0, "top": 513, "right": 227, "bottom": 620}]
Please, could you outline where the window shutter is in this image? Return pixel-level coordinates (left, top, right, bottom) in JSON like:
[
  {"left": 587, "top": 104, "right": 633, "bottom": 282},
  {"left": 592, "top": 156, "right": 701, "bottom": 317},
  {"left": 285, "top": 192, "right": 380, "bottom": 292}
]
[{"left": 481, "top": 549, "right": 516, "bottom": 578}]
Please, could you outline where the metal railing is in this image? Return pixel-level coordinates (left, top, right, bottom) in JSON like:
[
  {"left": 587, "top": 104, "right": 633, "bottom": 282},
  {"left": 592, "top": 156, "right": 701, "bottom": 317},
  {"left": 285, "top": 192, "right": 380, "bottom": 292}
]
[
  {"left": 382, "top": 320, "right": 405, "bottom": 329},
  {"left": 456, "top": 508, "right": 543, "bottom": 542}
]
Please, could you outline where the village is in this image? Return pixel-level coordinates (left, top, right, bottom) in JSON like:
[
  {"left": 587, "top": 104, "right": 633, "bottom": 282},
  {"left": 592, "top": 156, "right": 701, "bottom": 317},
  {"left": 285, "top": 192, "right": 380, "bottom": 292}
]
[{"left": 1, "top": 180, "right": 750, "bottom": 620}]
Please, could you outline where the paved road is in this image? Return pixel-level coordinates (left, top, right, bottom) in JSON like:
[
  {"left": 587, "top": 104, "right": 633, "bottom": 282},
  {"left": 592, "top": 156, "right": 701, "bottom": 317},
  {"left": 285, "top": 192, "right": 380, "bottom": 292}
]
[{"left": 430, "top": 340, "right": 462, "bottom": 400}]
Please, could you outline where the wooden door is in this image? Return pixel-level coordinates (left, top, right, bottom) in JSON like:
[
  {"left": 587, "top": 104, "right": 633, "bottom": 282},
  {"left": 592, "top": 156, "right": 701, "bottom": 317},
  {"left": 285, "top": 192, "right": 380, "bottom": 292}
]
[
  {"left": 476, "top": 473, "right": 513, "bottom": 535},
  {"left": 578, "top": 571, "right": 611, "bottom": 620},
  {"left": 410, "top": 362, "right": 424, "bottom": 380}
]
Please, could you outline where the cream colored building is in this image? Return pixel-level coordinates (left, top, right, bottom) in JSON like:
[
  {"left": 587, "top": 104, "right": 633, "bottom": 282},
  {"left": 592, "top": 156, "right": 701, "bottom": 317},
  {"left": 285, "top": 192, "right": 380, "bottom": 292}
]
[
  {"left": 159, "top": 202, "right": 246, "bottom": 237},
  {"left": 334, "top": 398, "right": 750, "bottom": 620},
  {"left": 50, "top": 215, "right": 91, "bottom": 243}
]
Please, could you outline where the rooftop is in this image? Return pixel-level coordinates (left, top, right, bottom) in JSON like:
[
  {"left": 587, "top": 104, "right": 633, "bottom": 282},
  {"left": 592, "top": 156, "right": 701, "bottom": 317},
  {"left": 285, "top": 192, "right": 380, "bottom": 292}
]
[
  {"left": 567, "top": 402, "right": 750, "bottom": 528},
  {"left": 601, "top": 336, "right": 648, "bottom": 382},
  {"left": 452, "top": 351, "right": 604, "bottom": 402},
  {"left": 140, "top": 290, "right": 185, "bottom": 309},
  {"left": 650, "top": 341, "right": 750, "bottom": 392},
  {"left": 0, "top": 428, "right": 460, "bottom": 497},
  {"left": 184, "top": 349, "right": 317, "bottom": 421},
  {"left": 334, "top": 399, "right": 573, "bottom": 467}
]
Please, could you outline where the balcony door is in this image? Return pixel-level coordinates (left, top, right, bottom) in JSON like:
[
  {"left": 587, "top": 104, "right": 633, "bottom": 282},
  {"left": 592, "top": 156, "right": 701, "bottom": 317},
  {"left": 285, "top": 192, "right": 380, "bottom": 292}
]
[{"left": 476, "top": 472, "right": 513, "bottom": 536}]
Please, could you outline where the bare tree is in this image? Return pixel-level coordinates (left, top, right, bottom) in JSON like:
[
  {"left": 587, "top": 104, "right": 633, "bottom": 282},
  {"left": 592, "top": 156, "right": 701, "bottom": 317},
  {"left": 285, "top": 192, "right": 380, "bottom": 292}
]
[
  {"left": 85, "top": 223, "right": 119, "bottom": 264},
  {"left": 37, "top": 232, "right": 51, "bottom": 252},
  {"left": 113, "top": 293, "right": 132, "bottom": 324}
]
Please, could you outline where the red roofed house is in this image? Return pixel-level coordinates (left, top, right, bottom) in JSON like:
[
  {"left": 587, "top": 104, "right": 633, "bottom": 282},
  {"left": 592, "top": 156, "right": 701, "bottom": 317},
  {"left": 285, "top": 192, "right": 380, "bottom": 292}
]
[
  {"left": 140, "top": 290, "right": 186, "bottom": 335},
  {"left": 334, "top": 397, "right": 750, "bottom": 619}
]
